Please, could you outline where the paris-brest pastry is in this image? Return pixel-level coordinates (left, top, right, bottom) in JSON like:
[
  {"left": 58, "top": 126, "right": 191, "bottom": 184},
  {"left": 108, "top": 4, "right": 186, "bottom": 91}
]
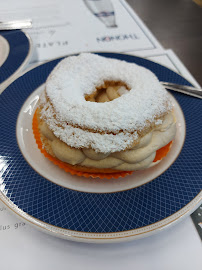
[{"left": 36, "top": 53, "right": 176, "bottom": 174}]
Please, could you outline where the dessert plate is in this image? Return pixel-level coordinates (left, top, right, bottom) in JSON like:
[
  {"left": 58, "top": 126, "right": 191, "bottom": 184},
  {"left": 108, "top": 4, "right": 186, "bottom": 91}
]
[
  {"left": 0, "top": 53, "right": 201, "bottom": 243},
  {"left": 0, "top": 30, "right": 32, "bottom": 92},
  {"left": 17, "top": 85, "right": 185, "bottom": 193}
]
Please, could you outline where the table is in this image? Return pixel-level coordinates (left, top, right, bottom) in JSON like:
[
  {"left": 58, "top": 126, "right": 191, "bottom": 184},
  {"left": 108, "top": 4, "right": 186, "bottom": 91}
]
[
  {"left": 0, "top": 1, "right": 201, "bottom": 269},
  {"left": 127, "top": 0, "right": 202, "bottom": 86}
]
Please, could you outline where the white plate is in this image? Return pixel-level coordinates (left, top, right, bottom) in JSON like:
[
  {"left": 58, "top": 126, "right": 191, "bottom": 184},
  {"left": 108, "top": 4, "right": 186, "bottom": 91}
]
[{"left": 17, "top": 85, "right": 185, "bottom": 193}]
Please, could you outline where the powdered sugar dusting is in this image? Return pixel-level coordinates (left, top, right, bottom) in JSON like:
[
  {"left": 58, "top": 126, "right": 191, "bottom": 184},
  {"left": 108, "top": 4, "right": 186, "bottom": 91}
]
[
  {"left": 155, "top": 119, "right": 163, "bottom": 125},
  {"left": 48, "top": 117, "right": 137, "bottom": 153},
  {"left": 40, "top": 53, "right": 172, "bottom": 153},
  {"left": 40, "top": 99, "right": 137, "bottom": 153}
]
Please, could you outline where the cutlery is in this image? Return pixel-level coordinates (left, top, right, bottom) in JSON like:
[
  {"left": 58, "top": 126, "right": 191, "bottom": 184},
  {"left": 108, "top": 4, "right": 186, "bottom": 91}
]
[
  {"left": 162, "top": 82, "right": 202, "bottom": 99},
  {"left": 0, "top": 19, "right": 32, "bottom": 30}
]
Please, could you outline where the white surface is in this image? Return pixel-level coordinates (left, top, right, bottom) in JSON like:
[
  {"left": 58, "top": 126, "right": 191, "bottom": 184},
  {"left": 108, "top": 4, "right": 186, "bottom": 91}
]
[{"left": 0, "top": 201, "right": 201, "bottom": 270}]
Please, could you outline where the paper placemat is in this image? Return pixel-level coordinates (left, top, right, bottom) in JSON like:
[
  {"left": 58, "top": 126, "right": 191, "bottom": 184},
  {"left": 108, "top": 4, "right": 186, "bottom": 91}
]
[{"left": 0, "top": 1, "right": 201, "bottom": 268}]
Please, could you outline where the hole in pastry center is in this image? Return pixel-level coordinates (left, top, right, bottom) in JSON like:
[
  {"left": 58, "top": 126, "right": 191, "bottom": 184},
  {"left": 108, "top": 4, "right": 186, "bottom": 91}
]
[{"left": 85, "top": 81, "right": 130, "bottom": 103}]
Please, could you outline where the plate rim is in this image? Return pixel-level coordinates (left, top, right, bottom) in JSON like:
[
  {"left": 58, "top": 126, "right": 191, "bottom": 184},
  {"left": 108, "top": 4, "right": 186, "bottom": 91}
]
[
  {"left": 0, "top": 192, "right": 201, "bottom": 243},
  {"left": 0, "top": 52, "right": 201, "bottom": 243},
  {"left": 10, "top": 50, "right": 198, "bottom": 89},
  {"left": 0, "top": 35, "right": 10, "bottom": 67},
  {"left": 0, "top": 30, "right": 33, "bottom": 92}
]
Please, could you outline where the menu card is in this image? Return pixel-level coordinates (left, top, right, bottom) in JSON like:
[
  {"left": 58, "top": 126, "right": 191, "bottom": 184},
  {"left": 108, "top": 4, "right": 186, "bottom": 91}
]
[{"left": 0, "top": 0, "right": 162, "bottom": 63}]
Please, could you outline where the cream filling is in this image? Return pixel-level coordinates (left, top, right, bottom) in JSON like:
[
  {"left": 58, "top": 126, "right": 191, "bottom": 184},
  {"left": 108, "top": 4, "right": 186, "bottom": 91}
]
[
  {"left": 51, "top": 140, "right": 85, "bottom": 165},
  {"left": 39, "top": 112, "right": 176, "bottom": 171},
  {"left": 114, "top": 152, "right": 156, "bottom": 171},
  {"left": 92, "top": 86, "right": 128, "bottom": 103},
  {"left": 112, "top": 123, "right": 176, "bottom": 164}
]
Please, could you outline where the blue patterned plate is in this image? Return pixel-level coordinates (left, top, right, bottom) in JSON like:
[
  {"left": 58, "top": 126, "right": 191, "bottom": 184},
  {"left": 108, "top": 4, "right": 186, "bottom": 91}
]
[
  {"left": 0, "top": 53, "right": 201, "bottom": 243},
  {"left": 0, "top": 30, "right": 32, "bottom": 92}
]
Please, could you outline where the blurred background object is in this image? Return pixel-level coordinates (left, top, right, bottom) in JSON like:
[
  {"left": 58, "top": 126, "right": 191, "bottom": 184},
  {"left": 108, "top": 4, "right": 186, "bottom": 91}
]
[
  {"left": 83, "top": 0, "right": 117, "bottom": 28},
  {"left": 193, "top": 0, "right": 202, "bottom": 7}
]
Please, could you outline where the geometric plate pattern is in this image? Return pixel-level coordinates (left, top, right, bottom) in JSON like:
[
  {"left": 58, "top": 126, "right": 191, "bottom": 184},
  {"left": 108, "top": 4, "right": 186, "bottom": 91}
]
[
  {"left": 0, "top": 53, "right": 201, "bottom": 233},
  {"left": 0, "top": 30, "right": 30, "bottom": 84}
]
